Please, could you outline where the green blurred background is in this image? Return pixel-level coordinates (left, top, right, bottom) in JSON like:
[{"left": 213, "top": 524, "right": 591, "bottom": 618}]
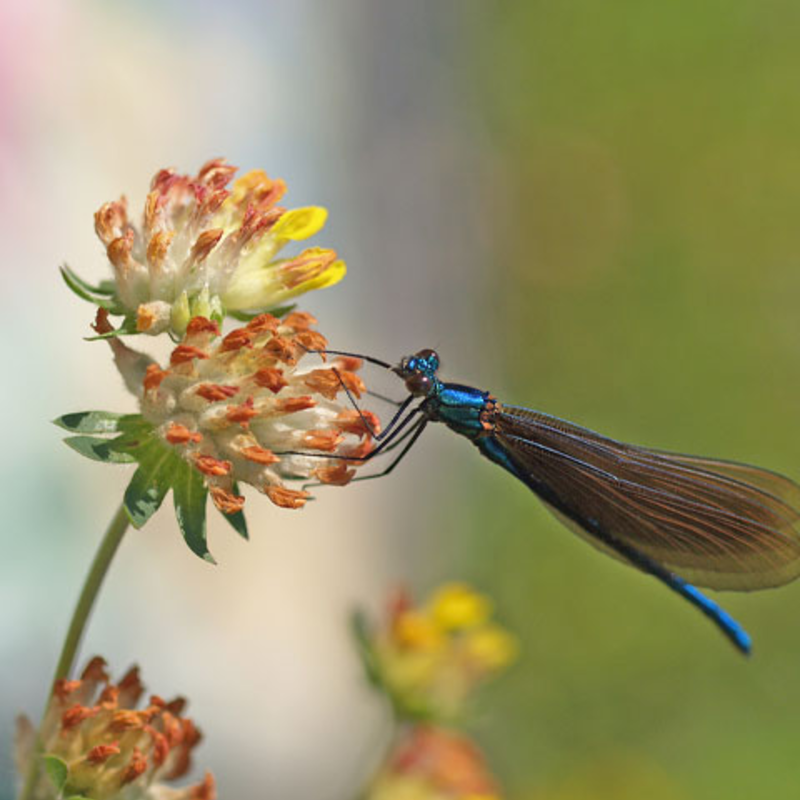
[
  {"left": 451, "top": 4, "right": 800, "bottom": 799},
  {"left": 4, "top": 2, "right": 800, "bottom": 799}
]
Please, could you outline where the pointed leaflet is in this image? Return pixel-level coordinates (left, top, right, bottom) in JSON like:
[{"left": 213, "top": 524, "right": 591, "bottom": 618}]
[
  {"left": 217, "top": 482, "right": 248, "bottom": 540},
  {"left": 173, "top": 460, "right": 214, "bottom": 563},
  {"left": 124, "top": 437, "right": 182, "bottom": 528},
  {"left": 60, "top": 264, "right": 116, "bottom": 295},
  {"left": 84, "top": 316, "right": 140, "bottom": 341},
  {"left": 58, "top": 412, "right": 245, "bottom": 558},
  {"left": 228, "top": 303, "right": 296, "bottom": 322},
  {"left": 65, "top": 435, "right": 137, "bottom": 463},
  {"left": 53, "top": 411, "right": 127, "bottom": 434},
  {"left": 60, "top": 265, "right": 125, "bottom": 314},
  {"left": 351, "top": 610, "right": 383, "bottom": 691},
  {"left": 57, "top": 412, "right": 176, "bottom": 527},
  {"left": 42, "top": 754, "right": 68, "bottom": 794},
  {"left": 57, "top": 413, "right": 143, "bottom": 463}
]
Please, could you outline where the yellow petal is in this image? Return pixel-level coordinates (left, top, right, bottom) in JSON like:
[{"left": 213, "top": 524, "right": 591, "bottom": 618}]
[
  {"left": 280, "top": 256, "right": 346, "bottom": 300},
  {"left": 463, "top": 624, "right": 519, "bottom": 671},
  {"left": 428, "top": 583, "right": 491, "bottom": 631},
  {"left": 271, "top": 206, "right": 328, "bottom": 242},
  {"left": 393, "top": 611, "right": 444, "bottom": 651}
]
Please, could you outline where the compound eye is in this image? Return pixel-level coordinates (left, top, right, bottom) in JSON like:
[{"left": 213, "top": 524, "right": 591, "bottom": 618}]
[
  {"left": 406, "top": 373, "right": 432, "bottom": 396},
  {"left": 415, "top": 348, "right": 439, "bottom": 362}
]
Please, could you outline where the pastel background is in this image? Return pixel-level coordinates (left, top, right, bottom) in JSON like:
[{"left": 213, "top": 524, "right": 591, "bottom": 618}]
[{"left": 3, "top": 2, "right": 800, "bottom": 799}]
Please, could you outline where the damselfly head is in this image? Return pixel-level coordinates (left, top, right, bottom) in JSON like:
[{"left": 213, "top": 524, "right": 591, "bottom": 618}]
[{"left": 393, "top": 348, "right": 440, "bottom": 396}]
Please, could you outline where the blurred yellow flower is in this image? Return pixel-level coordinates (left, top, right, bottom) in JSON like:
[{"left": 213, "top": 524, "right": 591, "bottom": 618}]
[
  {"left": 428, "top": 583, "right": 491, "bottom": 631},
  {"left": 462, "top": 624, "right": 519, "bottom": 671},
  {"left": 15, "top": 657, "right": 214, "bottom": 800},
  {"left": 359, "top": 584, "right": 518, "bottom": 721},
  {"left": 394, "top": 610, "right": 446, "bottom": 651},
  {"left": 76, "top": 159, "right": 346, "bottom": 336}
]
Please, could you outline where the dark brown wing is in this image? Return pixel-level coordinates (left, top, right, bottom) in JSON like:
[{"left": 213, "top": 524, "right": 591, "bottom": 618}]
[{"left": 495, "top": 404, "right": 800, "bottom": 591}]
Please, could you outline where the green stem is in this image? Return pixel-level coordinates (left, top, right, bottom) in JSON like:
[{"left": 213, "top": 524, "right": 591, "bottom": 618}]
[{"left": 18, "top": 503, "right": 131, "bottom": 800}]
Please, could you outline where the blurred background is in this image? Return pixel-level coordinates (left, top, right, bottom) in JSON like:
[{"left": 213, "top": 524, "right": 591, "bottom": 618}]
[{"left": 3, "top": 1, "right": 800, "bottom": 798}]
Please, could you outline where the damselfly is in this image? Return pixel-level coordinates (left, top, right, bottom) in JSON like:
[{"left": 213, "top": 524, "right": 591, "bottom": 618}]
[{"left": 303, "top": 348, "right": 800, "bottom": 654}]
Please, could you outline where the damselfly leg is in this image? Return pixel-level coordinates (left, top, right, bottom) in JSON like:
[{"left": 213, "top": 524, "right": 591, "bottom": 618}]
[
  {"left": 277, "top": 406, "right": 423, "bottom": 466},
  {"left": 302, "top": 417, "right": 429, "bottom": 491},
  {"left": 301, "top": 346, "right": 409, "bottom": 439}
]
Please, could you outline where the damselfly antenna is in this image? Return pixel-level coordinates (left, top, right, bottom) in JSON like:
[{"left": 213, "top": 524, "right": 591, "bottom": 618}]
[{"left": 298, "top": 345, "right": 394, "bottom": 371}]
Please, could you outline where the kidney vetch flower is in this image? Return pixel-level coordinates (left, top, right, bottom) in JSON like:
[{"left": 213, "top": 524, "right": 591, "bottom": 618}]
[
  {"left": 15, "top": 656, "right": 214, "bottom": 800},
  {"left": 56, "top": 310, "right": 381, "bottom": 559},
  {"left": 62, "top": 158, "right": 345, "bottom": 337}
]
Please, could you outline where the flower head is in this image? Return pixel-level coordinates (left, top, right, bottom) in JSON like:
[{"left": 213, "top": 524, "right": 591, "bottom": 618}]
[
  {"left": 355, "top": 584, "right": 518, "bottom": 721},
  {"left": 70, "top": 158, "right": 345, "bottom": 336},
  {"left": 56, "top": 310, "right": 380, "bottom": 559},
  {"left": 140, "top": 312, "right": 378, "bottom": 514},
  {"left": 15, "top": 657, "right": 214, "bottom": 800},
  {"left": 366, "top": 726, "right": 502, "bottom": 800}
]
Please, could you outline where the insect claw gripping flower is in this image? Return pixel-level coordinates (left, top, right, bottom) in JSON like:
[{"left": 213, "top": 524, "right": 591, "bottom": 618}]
[
  {"left": 15, "top": 657, "right": 215, "bottom": 800},
  {"left": 55, "top": 313, "right": 381, "bottom": 559},
  {"left": 63, "top": 158, "right": 346, "bottom": 337}
]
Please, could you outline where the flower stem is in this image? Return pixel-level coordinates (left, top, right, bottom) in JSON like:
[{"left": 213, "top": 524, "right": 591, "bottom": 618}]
[{"left": 18, "top": 503, "right": 130, "bottom": 800}]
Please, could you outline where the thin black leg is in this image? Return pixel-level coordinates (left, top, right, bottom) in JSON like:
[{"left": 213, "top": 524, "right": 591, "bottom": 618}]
[
  {"left": 371, "top": 394, "right": 417, "bottom": 442},
  {"left": 304, "top": 419, "right": 428, "bottom": 491},
  {"left": 365, "top": 389, "right": 404, "bottom": 407},
  {"left": 330, "top": 366, "right": 414, "bottom": 440},
  {"left": 345, "top": 420, "right": 428, "bottom": 484},
  {"left": 275, "top": 407, "right": 423, "bottom": 464},
  {"left": 301, "top": 344, "right": 411, "bottom": 439}
]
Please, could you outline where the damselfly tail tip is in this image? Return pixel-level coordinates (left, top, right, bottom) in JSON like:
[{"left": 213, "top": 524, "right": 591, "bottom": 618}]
[{"left": 732, "top": 627, "right": 752, "bottom": 657}]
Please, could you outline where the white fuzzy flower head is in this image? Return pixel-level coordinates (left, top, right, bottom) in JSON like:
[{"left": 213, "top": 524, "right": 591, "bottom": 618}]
[
  {"left": 15, "top": 657, "right": 214, "bottom": 800},
  {"left": 140, "top": 311, "right": 380, "bottom": 513},
  {"left": 93, "top": 159, "right": 345, "bottom": 336}
]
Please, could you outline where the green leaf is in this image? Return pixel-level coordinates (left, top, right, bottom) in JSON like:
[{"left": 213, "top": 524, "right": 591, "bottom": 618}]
[
  {"left": 227, "top": 309, "right": 258, "bottom": 322},
  {"left": 115, "top": 414, "right": 153, "bottom": 435},
  {"left": 218, "top": 482, "right": 249, "bottom": 540},
  {"left": 173, "top": 462, "right": 214, "bottom": 562},
  {"left": 228, "top": 303, "right": 297, "bottom": 322},
  {"left": 55, "top": 409, "right": 252, "bottom": 560},
  {"left": 64, "top": 435, "right": 137, "bottom": 463},
  {"left": 123, "top": 437, "right": 180, "bottom": 528},
  {"left": 53, "top": 411, "right": 126, "bottom": 434},
  {"left": 268, "top": 303, "right": 298, "bottom": 319},
  {"left": 95, "top": 279, "right": 117, "bottom": 295},
  {"left": 61, "top": 264, "right": 115, "bottom": 295},
  {"left": 351, "top": 610, "right": 383, "bottom": 690},
  {"left": 84, "top": 316, "right": 139, "bottom": 341},
  {"left": 60, "top": 265, "right": 117, "bottom": 309},
  {"left": 42, "top": 754, "right": 68, "bottom": 793}
]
